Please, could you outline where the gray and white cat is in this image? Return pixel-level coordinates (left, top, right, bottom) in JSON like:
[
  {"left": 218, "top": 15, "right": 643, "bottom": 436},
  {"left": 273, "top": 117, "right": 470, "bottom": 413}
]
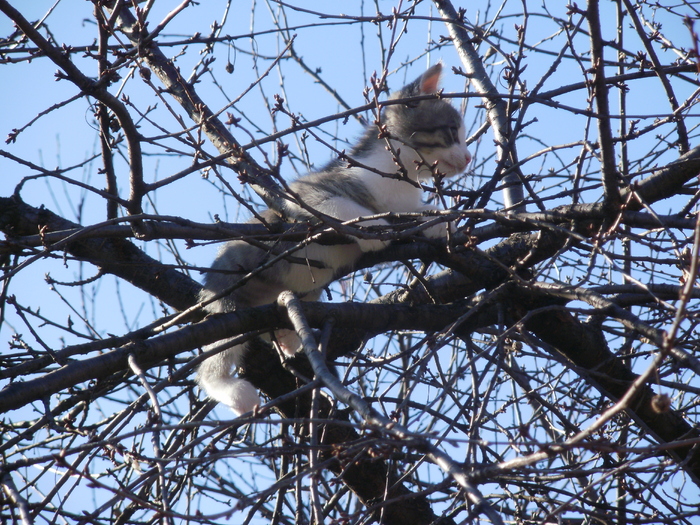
[{"left": 197, "top": 63, "right": 471, "bottom": 415}]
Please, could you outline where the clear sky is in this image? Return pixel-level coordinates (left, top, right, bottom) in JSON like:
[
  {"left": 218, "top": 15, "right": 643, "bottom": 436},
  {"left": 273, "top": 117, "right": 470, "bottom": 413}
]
[
  {"left": 2, "top": 2, "right": 699, "bottom": 520},
  {"left": 1, "top": 0, "right": 697, "bottom": 381}
]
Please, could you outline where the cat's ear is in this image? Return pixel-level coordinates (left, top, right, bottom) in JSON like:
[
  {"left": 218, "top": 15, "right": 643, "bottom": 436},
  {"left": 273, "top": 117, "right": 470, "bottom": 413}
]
[{"left": 419, "top": 63, "right": 443, "bottom": 94}]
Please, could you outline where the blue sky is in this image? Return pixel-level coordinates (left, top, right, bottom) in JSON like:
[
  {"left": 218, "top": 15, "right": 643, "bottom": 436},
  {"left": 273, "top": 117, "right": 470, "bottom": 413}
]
[{"left": 2, "top": 1, "right": 700, "bottom": 520}]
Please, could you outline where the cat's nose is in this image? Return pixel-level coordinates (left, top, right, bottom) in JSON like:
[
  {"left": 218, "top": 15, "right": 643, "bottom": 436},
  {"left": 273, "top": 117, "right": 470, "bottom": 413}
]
[{"left": 454, "top": 150, "right": 471, "bottom": 172}]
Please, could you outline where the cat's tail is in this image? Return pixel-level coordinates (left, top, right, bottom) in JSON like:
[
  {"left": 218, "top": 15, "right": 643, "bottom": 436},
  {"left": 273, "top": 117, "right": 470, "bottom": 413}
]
[{"left": 196, "top": 345, "right": 261, "bottom": 416}]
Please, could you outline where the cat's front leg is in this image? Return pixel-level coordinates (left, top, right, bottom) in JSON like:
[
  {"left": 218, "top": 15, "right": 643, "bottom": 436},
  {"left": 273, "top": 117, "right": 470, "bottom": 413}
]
[
  {"left": 317, "top": 196, "right": 390, "bottom": 252},
  {"left": 352, "top": 217, "right": 391, "bottom": 252},
  {"left": 416, "top": 204, "right": 455, "bottom": 239}
]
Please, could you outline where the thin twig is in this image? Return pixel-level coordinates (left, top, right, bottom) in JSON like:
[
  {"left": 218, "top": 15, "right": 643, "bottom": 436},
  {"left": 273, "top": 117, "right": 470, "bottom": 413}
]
[{"left": 277, "top": 291, "right": 505, "bottom": 525}]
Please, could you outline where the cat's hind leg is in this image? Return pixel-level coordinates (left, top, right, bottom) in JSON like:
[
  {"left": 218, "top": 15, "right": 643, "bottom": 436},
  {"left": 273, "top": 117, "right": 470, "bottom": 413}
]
[{"left": 196, "top": 343, "right": 261, "bottom": 416}]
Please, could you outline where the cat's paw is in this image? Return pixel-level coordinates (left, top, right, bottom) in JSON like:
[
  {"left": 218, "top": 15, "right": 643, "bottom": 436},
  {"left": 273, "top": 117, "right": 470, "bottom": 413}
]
[
  {"left": 356, "top": 237, "right": 390, "bottom": 252},
  {"left": 274, "top": 329, "right": 302, "bottom": 356},
  {"left": 202, "top": 376, "right": 261, "bottom": 416},
  {"left": 226, "top": 379, "right": 262, "bottom": 416}
]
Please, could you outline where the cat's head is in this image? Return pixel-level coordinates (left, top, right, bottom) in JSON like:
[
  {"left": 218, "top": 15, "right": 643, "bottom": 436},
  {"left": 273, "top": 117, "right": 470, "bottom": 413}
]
[{"left": 384, "top": 63, "right": 471, "bottom": 180}]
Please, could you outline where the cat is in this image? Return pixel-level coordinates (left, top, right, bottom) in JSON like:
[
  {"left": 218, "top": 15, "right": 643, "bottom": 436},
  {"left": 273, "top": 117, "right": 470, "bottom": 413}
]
[{"left": 197, "top": 63, "right": 471, "bottom": 415}]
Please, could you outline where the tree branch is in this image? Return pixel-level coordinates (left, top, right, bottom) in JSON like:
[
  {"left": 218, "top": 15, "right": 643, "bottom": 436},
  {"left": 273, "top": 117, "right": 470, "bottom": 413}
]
[
  {"left": 0, "top": 196, "right": 201, "bottom": 311},
  {"left": 108, "top": 4, "right": 288, "bottom": 212},
  {"left": 0, "top": 0, "right": 146, "bottom": 216},
  {"left": 586, "top": 0, "right": 622, "bottom": 211},
  {"left": 433, "top": 0, "right": 526, "bottom": 212}
]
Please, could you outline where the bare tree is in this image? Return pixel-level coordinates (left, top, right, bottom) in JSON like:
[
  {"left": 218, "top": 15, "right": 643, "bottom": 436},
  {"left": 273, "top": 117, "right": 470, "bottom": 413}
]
[{"left": 1, "top": 1, "right": 700, "bottom": 524}]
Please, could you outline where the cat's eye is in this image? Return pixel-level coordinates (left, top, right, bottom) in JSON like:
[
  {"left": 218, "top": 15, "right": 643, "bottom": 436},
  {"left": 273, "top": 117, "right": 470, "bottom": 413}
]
[
  {"left": 447, "top": 126, "right": 460, "bottom": 144},
  {"left": 435, "top": 126, "right": 460, "bottom": 146},
  {"left": 409, "top": 124, "right": 462, "bottom": 150}
]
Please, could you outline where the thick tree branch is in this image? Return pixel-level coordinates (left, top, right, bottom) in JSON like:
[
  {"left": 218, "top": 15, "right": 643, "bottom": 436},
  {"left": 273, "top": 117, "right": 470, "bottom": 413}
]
[
  {"left": 0, "top": 301, "right": 486, "bottom": 413},
  {"left": 624, "top": 144, "right": 700, "bottom": 208},
  {"left": 586, "top": 0, "right": 622, "bottom": 210},
  {"left": 515, "top": 291, "right": 700, "bottom": 485},
  {"left": 433, "top": 0, "right": 526, "bottom": 212},
  {"left": 0, "top": 196, "right": 201, "bottom": 311}
]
